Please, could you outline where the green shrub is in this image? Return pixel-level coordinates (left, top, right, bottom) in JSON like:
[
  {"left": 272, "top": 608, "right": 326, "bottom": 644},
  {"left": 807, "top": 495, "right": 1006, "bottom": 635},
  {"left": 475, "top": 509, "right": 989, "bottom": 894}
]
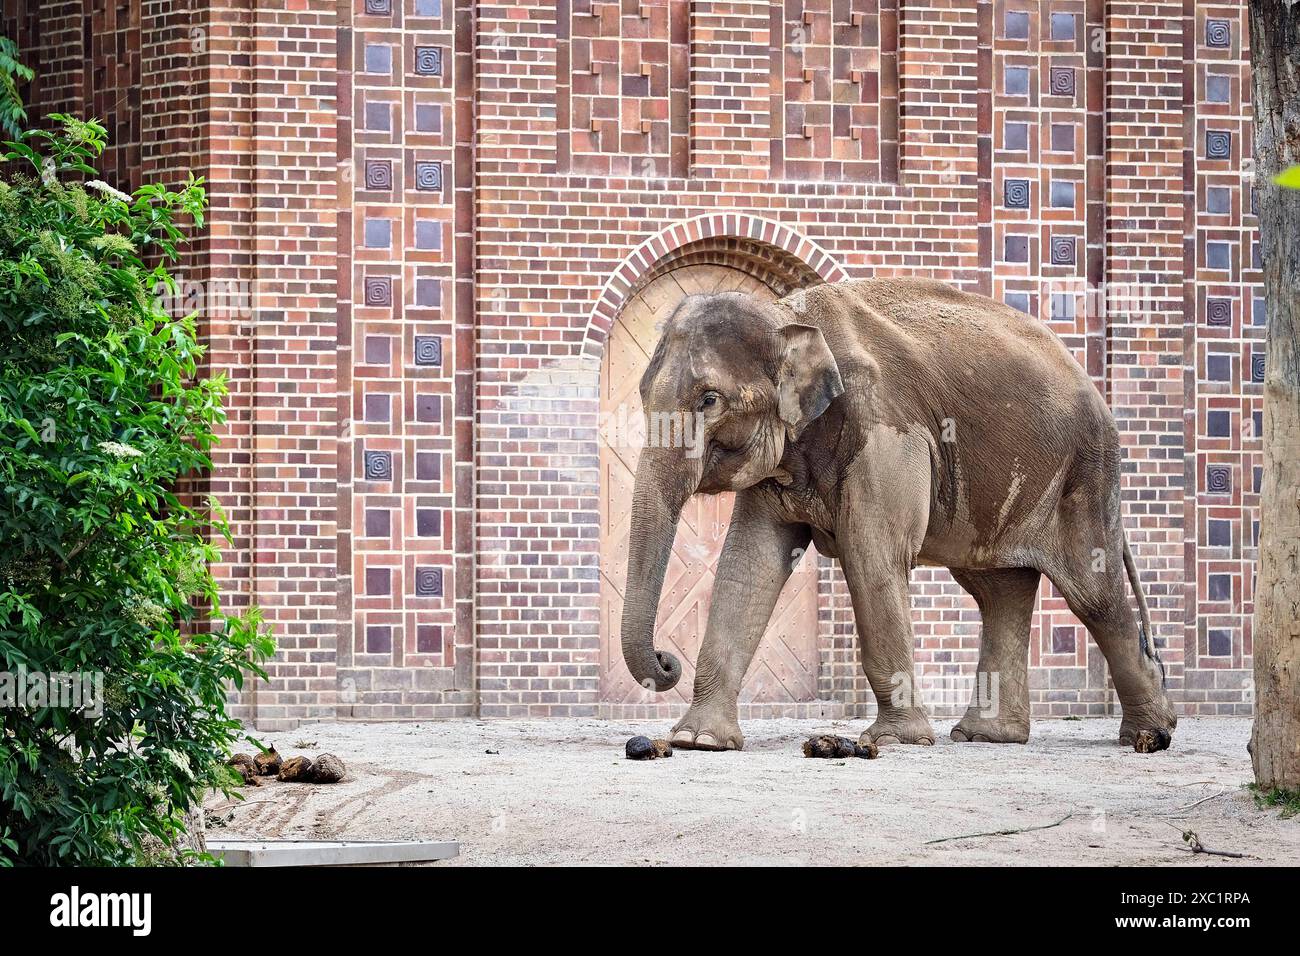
[{"left": 0, "top": 108, "right": 271, "bottom": 864}]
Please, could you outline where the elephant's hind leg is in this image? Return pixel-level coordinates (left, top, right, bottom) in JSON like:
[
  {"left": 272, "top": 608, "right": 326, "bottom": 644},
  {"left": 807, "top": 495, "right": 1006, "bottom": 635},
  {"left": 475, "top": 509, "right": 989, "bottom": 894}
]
[
  {"left": 1047, "top": 550, "right": 1176, "bottom": 747},
  {"left": 948, "top": 568, "right": 1040, "bottom": 743}
]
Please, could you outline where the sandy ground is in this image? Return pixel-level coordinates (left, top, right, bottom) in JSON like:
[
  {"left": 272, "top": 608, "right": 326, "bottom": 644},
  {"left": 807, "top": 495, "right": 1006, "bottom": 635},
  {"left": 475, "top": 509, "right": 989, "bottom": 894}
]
[{"left": 205, "top": 716, "right": 1298, "bottom": 866}]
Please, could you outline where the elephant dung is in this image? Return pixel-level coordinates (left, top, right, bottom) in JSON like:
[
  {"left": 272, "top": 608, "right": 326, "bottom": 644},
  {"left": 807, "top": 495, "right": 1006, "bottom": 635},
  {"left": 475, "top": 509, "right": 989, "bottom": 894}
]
[
  {"left": 802, "top": 735, "right": 878, "bottom": 760},
  {"left": 309, "top": 753, "right": 347, "bottom": 783},
  {"left": 1133, "top": 729, "right": 1172, "bottom": 754},
  {"left": 625, "top": 736, "right": 673, "bottom": 760},
  {"left": 277, "top": 755, "right": 314, "bottom": 782},
  {"left": 226, "top": 753, "right": 260, "bottom": 786},
  {"left": 253, "top": 745, "right": 282, "bottom": 776}
]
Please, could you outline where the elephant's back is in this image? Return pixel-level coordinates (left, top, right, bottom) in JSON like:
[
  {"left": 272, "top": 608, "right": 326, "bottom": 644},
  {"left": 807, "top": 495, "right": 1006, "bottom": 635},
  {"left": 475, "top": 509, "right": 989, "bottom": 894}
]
[
  {"left": 793, "top": 278, "right": 1116, "bottom": 545},
  {"left": 796, "top": 277, "right": 1098, "bottom": 409}
]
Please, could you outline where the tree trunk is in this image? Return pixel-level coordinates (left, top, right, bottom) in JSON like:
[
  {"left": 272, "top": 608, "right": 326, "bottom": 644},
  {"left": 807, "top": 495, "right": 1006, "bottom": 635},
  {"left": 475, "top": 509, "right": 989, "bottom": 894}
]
[{"left": 1249, "top": 1, "right": 1300, "bottom": 791}]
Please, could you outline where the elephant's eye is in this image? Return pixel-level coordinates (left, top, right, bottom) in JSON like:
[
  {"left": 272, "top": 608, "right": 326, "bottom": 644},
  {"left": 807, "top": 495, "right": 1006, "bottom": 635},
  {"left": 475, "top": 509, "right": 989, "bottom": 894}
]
[{"left": 698, "top": 392, "right": 720, "bottom": 411}]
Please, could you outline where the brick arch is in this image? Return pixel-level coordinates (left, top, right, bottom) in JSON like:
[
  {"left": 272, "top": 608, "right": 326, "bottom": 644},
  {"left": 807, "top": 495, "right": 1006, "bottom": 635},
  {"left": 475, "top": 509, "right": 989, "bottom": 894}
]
[{"left": 582, "top": 215, "right": 849, "bottom": 359}]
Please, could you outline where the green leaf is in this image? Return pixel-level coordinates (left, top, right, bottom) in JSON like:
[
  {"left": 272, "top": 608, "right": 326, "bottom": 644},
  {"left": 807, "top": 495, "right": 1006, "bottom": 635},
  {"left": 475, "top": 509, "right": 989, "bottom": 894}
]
[{"left": 1273, "top": 165, "right": 1300, "bottom": 189}]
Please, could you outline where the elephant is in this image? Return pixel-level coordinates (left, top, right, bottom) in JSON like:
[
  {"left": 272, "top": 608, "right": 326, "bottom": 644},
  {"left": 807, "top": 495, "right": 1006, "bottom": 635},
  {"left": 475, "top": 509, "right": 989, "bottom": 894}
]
[{"left": 619, "top": 277, "right": 1177, "bottom": 752}]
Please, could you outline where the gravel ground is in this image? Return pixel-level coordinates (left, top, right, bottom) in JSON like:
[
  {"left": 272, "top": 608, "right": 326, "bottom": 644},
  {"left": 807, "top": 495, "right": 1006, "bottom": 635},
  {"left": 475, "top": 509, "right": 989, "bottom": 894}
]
[{"left": 205, "top": 717, "right": 1298, "bottom": 866}]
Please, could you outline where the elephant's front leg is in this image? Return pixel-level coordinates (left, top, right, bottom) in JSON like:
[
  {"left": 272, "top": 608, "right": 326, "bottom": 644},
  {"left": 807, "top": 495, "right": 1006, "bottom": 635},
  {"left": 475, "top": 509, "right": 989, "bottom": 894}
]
[
  {"left": 837, "top": 464, "right": 936, "bottom": 746},
  {"left": 671, "top": 492, "right": 811, "bottom": 751}
]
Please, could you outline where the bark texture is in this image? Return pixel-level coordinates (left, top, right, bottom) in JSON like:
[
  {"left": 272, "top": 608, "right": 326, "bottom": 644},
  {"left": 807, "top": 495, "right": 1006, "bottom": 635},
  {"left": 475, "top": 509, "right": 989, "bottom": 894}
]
[{"left": 1249, "top": 0, "right": 1300, "bottom": 790}]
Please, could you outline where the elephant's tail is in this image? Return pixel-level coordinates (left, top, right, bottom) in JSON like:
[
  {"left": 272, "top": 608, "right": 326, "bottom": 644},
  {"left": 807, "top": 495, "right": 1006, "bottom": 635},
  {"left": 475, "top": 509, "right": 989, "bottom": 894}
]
[{"left": 1122, "top": 532, "right": 1165, "bottom": 683}]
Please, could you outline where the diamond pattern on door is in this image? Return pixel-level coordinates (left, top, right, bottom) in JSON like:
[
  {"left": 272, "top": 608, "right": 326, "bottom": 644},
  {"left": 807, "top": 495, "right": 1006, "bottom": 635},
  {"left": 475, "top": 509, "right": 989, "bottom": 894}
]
[{"left": 599, "top": 264, "right": 821, "bottom": 707}]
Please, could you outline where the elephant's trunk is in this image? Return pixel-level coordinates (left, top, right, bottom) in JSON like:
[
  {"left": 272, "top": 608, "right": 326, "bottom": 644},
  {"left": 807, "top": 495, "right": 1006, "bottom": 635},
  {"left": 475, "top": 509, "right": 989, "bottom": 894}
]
[{"left": 620, "top": 450, "right": 690, "bottom": 692}]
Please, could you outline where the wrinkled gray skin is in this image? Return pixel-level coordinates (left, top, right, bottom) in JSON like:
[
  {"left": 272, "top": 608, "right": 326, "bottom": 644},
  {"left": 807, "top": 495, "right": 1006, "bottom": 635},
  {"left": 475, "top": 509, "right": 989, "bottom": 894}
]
[{"left": 621, "top": 278, "right": 1177, "bottom": 751}]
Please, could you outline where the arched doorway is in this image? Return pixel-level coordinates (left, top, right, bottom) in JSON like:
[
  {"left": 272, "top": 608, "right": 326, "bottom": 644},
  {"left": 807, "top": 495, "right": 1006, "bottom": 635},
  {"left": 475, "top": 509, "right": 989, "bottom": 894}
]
[{"left": 598, "top": 262, "right": 822, "bottom": 713}]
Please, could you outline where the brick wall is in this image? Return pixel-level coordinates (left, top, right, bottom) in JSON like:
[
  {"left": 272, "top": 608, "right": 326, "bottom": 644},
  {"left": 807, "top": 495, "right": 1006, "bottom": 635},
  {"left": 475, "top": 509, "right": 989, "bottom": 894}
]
[{"left": 5, "top": 0, "right": 1260, "bottom": 726}]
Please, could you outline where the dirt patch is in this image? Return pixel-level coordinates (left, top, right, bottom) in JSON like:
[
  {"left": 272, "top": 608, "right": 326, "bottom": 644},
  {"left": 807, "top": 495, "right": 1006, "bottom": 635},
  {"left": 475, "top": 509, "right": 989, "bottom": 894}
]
[{"left": 204, "top": 717, "right": 1297, "bottom": 866}]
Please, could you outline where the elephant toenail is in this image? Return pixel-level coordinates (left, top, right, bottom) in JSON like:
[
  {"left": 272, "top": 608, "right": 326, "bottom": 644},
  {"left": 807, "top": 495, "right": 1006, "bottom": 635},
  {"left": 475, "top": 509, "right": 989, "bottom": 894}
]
[{"left": 696, "top": 732, "right": 718, "bottom": 747}]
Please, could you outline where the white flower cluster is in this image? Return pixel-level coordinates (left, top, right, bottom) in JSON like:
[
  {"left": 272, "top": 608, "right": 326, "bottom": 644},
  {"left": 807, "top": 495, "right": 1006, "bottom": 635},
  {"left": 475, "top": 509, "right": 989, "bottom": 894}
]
[{"left": 98, "top": 441, "right": 144, "bottom": 459}]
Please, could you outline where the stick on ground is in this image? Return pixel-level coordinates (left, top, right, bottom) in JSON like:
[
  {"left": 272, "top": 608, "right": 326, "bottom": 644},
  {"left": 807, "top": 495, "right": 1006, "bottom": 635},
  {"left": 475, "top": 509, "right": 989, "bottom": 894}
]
[{"left": 924, "top": 813, "right": 1073, "bottom": 845}]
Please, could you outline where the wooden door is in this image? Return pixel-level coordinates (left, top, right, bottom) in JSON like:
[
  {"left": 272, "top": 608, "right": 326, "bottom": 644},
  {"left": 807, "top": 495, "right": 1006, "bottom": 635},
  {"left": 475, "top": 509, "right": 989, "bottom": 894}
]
[{"left": 599, "top": 264, "right": 821, "bottom": 707}]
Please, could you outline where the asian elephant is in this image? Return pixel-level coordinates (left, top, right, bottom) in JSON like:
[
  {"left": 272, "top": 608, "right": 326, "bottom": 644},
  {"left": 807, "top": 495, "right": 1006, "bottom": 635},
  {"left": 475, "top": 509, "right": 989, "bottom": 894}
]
[{"left": 620, "top": 277, "right": 1177, "bottom": 752}]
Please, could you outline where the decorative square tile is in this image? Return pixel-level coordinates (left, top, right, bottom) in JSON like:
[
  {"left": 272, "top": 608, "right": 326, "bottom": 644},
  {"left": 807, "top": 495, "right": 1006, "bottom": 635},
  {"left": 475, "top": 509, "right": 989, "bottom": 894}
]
[
  {"left": 1049, "top": 67, "right": 1075, "bottom": 97},
  {"left": 364, "top": 218, "right": 392, "bottom": 248},
  {"left": 364, "top": 0, "right": 392, "bottom": 15},
  {"left": 414, "top": 335, "right": 442, "bottom": 366},
  {"left": 1050, "top": 13, "right": 1075, "bottom": 41},
  {"left": 1252, "top": 351, "right": 1265, "bottom": 383},
  {"left": 1207, "top": 519, "right": 1232, "bottom": 547},
  {"left": 1205, "top": 129, "right": 1231, "bottom": 159},
  {"left": 414, "top": 0, "right": 442, "bottom": 16},
  {"left": 1253, "top": 297, "right": 1267, "bottom": 325},
  {"left": 1049, "top": 235, "right": 1075, "bottom": 265},
  {"left": 1206, "top": 353, "right": 1231, "bottom": 381},
  {"left": 416, "top": 624, "right": 441, "bottom": 654},
  {"left": 416, "top": 452, "right": 441, "bottom": 481},
  {"left": 1051, "top": 626, "right": 1076, "bottom": 654},
  {"left": 1004, "top": 178, "right": 1030, "bottom": 208},
  {"left": 1205, "top": 297, "right": 1231, "bottom": 325},
  {"left": 1049, "top": 180, "right": 1074, "bottom": 208},
  {"left": 1254, "top": 466, "right": 1263, "bottom": 494},
  {"left": 415, "top": 220, "right": 441, "bottom": 250},
  {"left": 363, "top": 275, "right": 393, "bottom": 306},
  {"left": 1207, "top": 629, "right": 1232, "bottom": 657},
  {"left": 1205, "top": 465, "right": 1231, "bottom": 494},
  {"left": 1207, "top": 410, "right": 1231, "bottom": 437},
  {"left": 365, "top": 393, "right": 391, "bottom": 422},
  {"left": 415, "top": 161, "right": 443, "bottom": 192},
  {"left": 1004, "top": 235, "right": 1029, "bottom": 262},
  {"left": 415, "top": 46, "right": 443, "bottom": 76},
  {"left": 364, "top": 335, "right": 390, "bottom": 364},
  {"left": 1004, "top": 67, "right": 1029, "bottom": 96},
  {"left": 416, "top": 278, "right": 442, "bottom": 307},
  {"left": 1005, "top": 292, "right": 1030, "bottom": 313},
  {"left": 1206, "top": 241, "right": 1231, "bottom": 269},
  {"left": 364, "top": 159, "right": 393, "bottom": 190},
  {"left": 1206, "top": 74, "right": 1230, "bottom": 103},
  {"left": 415, "top": 394, "right": 441, "bottom": 422},
  {"left": 1207, "top": 574, "right": 1232, "bottom": 601},
  {"left": 364, "top": 100, "right": 391, "bottom": 131},
  {"left": 416, "top": 508, "right": 442, "bottom": 537},
  {"left": 1206, "top": 186, "right": 1231, "bottom": 214},
  {"left": 1050, "top": 123, "right": 1073, "bottom": 152},
  {"left": 414, "top": 104, "right": 442, "bottom": 133},
  {"left": 1004, "top": 122, "right": 1028, "bottom": 150},
  {"left": 363, "top": 450, "right": 393, "bottom": 481},
  {"left": 1051, "top": 293, "right": 1074, "bottom": 319},
  {"left": 365, "top": 567, "right": 392, "bottom": 596},
  {"left": 1004, "top": 10, "right": 1029, "bottom": 39},
  {"left": 364, "top": 44, "right": 392, "bottom": 74},
  {"left": 1205, "top": 19, "right": 1231, "bottom": 48},
  {"left": 414, "top": 566, "right": 443, "bottom": 597},
  {"left": 365, "top": 625, "right": 392, "bottom": 654},
  {"left": 365, "top": 509, "right": 391, "bottom": 537}
]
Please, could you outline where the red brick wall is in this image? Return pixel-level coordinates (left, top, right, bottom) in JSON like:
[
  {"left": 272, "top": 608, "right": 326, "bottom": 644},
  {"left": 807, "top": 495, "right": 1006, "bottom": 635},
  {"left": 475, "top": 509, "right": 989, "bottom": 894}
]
[{"left": 6, "top": 0, "right": 1258, "bottom": 726}]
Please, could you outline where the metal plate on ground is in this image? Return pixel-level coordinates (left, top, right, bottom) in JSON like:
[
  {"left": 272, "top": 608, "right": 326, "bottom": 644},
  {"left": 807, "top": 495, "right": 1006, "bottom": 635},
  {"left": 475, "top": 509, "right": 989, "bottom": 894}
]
[{"left": 208, "top": 839, "right": 459, "bottom": 867}]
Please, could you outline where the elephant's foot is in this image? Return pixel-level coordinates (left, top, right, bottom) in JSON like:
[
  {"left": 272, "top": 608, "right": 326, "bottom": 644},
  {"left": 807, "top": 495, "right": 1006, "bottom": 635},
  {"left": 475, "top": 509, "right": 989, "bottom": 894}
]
[
  {"left": 670, "top": 707, "right": 743, "bottom": 751},
  {"left": 950, "top": 712, "right": 1030, "bottom": 744},
  {"left": 862, "top": 708, "right": 935, "bottom": 747},
  {"left": 1117, "top": 692, "right": 1177, "bottom": 751}
]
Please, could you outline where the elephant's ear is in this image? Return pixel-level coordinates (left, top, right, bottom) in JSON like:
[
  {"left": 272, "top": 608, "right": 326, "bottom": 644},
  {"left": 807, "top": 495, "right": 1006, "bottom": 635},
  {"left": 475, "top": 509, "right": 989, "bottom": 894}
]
[{"left": 776, "top": 324, "right": 844, "bottom": 439}]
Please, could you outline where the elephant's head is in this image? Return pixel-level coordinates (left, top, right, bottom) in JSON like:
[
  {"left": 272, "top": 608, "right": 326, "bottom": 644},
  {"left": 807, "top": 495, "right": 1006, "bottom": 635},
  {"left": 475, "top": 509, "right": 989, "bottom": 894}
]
[{"left": 619, "top": 291, "right": 844, "bottom": 691}]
